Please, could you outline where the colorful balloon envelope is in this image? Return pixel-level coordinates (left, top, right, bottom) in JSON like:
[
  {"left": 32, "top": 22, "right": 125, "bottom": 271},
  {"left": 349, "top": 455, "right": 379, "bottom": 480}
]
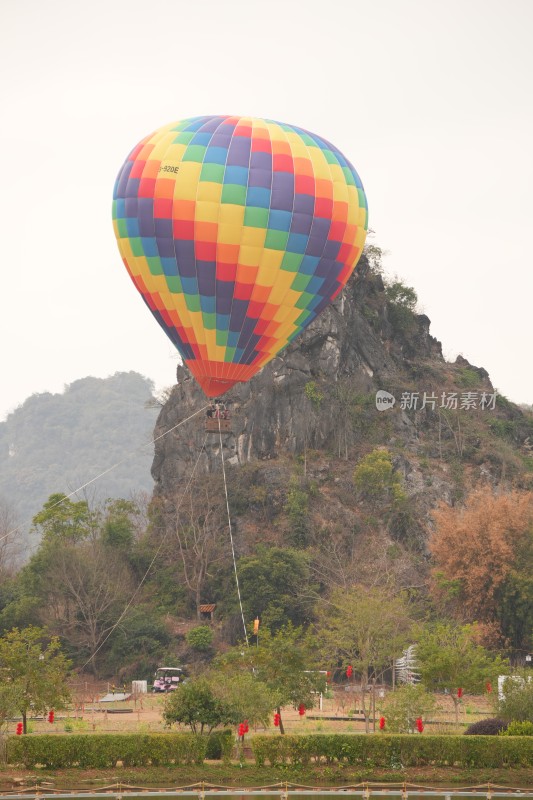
[{"left": 112, "top": 116, "right": 368, "bottom": 397}]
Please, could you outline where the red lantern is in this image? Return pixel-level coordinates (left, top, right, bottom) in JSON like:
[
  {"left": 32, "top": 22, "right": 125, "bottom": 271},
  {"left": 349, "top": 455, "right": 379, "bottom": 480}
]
[
  {"left": 273, "top": 712, "right": 281, "bottom": 727},
  {"left": 326, "top": 671, "right": 331, "bottom": 683},
  {"left": 48, "top": 709, "right": 55, "bottom": 724},
  {"left": 457, "top": 687, "right": 463, "bottom": 699},
  {"left": 486, "top": 681, "right": 492, "bottom": 693},
  {"left": 379, "top": 716, "right": 386, "bottom": 730},
  {"left": 416, "top": 717, "right": 424, "bottom": 733},
  {"left": 298, "top": 703, "right": 306, "bottom": 716},
  {"left": 238, "top": 723, "right": 245, "bottom": 737},
  {"left": 346, "top": 665, "right": 353, "bottom": 678},
  {"left": 16, "top": 722, "right": 23, "bottom": 735}
]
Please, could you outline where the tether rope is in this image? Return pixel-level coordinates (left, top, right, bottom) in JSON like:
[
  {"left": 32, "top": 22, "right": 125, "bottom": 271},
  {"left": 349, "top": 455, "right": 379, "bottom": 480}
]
[
  {"left": 81, "top": 430, "right": 210, "bottom": 670},
  {"left": 218, "top": 414, "right": 249, "bottom": 646},
  {"left": 0, "top": 405, "right": 208, "bottom": 544}
]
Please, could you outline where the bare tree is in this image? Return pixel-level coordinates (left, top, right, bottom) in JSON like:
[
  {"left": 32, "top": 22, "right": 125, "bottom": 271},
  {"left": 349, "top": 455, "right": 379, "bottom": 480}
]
[
  {"left": 171, "top": 478, "right": 230, "bottom": 615},
  {"left": 39, "top": 541, "right": 133, "bottom": 674}
]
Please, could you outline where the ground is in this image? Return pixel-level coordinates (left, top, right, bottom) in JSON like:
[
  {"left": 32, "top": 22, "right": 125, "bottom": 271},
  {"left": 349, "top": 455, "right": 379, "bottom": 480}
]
[
  {"left": 30, "top": 683, "right": 494, "bottom": 736},
  {"left": 3, "top": 686, "right": 530, "bottom": 791}
]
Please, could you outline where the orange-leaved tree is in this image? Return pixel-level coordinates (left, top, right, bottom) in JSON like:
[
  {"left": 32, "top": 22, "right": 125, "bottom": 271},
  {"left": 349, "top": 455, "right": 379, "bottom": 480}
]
[{"left": 430, "top": 486, "right": 533, "bottom": 645}]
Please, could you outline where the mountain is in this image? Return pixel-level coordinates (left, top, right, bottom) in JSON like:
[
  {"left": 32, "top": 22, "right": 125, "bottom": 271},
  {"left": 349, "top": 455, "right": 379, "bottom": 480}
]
[
  {"left": 0, "top": 372, "right": 159, "bottom": 552},
  {"left": 150, "top": 251, "right": 533, "bottom": 591}
]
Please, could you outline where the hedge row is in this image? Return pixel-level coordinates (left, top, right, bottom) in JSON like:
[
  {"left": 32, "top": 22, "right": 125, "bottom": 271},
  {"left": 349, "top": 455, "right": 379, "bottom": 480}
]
[
  {"left": 251, "top": 734, "right": 533, "bottom": 769},
  {"left": 8, "top": 733, "right": 533, "bottom": 770},
  {"left": 7, "top": 734, "right": 216, "bottom": 768}
]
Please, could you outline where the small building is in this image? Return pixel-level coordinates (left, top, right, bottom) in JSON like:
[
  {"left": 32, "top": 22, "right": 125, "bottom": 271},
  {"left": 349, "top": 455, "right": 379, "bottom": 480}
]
[{"left": 198, "top": 603, "right": 216, "bottom": 622}]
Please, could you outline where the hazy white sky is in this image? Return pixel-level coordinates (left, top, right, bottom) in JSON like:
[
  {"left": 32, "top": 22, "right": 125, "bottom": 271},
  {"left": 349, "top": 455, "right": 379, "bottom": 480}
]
[{"left": 1, "top": 0, "right": 532, "bottom": 421}]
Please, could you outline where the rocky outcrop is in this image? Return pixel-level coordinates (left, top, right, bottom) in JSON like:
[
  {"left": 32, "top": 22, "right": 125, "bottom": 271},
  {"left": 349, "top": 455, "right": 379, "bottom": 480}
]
[
  {"left": 150, "top": 255, "right": 533, "bottom": 568},
  {"left": 151, "top": 259, "right": 445, "bottom": 493}
]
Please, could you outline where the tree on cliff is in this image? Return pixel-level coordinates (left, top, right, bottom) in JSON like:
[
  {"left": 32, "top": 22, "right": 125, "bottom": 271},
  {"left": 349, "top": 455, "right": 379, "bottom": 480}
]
[{"left": 353, "top": 449, "right": 406, "bottom": 510}]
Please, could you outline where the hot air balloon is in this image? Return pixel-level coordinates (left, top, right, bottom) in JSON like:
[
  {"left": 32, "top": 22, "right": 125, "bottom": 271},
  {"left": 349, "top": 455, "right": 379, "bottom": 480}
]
[{"left": 112, "top": 116, "right": 368, "bottom": 398}]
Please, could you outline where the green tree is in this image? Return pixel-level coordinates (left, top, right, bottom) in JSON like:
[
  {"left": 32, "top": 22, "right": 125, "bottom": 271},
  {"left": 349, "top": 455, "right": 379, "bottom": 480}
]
[
  {"left": 382, "top": 684, "right": 436, "bottom": 733},
  {"left": 285, "top": 477, "right": 309, "bottom": 547},
  {"left": 317, "top": 585, "right": 413, "bottom": 732},
  {"left": 496, "top": 529, "right": 533, "bottom": 651},
  {"left": 186, "top": 625, "right": 214, "bottom": 652},
  {"left": 106, "top": 605, "right": 172, "bottom": 680},
  {"left": 1, "top": 493, "right": 139, "bottom": 675},
  {"left": 385, "top": 280, "right": 418, "bottom": 310},
  {"left": 32, "top": 494, "right": 96, "bottom": 543},
  {"left": 163, "top": 677, "right": 238, "bottom": 734},
  {"left": 214, "top": 670, "right": 275, "bottom": 728},
  {"left": 0, "top": 626, "right": 71, "bottom": 733},
  {"left": 497, "top": 674, "right": 533, "bottom": 723},
  {"left": 101, "top": 498, "right": 139, "bottom": 549},
  {"left": 0, "top": 682, "right": 18, "bottom": 735},
  {"left": 353, "top": 449, "right": 406, "bottom": 509},
  {"left": 236, "top": 547, "right": 316, "bottom": 631},
  {"left": 384, "top": 279, "right": 418, "bottom": 333},
  {"left": 220, "top": 624, "right": 325, "bottom": 734},
  {"left": 416, "top": 623, "right": 507, "bottom": 723}
]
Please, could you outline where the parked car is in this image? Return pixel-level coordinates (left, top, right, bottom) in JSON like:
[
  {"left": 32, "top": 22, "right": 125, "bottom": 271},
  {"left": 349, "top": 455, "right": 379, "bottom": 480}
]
[{"left": 151, "top": 666, "right": 185, "bottom": 693}]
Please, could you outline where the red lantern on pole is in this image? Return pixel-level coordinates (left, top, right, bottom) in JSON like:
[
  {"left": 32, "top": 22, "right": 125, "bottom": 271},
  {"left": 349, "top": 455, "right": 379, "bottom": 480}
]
[
  {"left": 238, "top": 723, "right": 245, "bottom": 738},
  {"left": 48, "top": 709, "right": 55, "bottom": 724},
  {"left": 457, "top": 687, "right": 463, "bottom": 699},
  {"left": 379, "top": 716, "right": 386, "bottom": 730},
  {"left": 486, "top": 681, "right": 492, "bottom": 694},
  {"left": 326, "top": 671, "right": 331, "bottom": 683},
  {"left": 16, "top": 722, "right": 23, "bottom": 735},
  {"left": 416, "top": 717, "right": 424, "bottom": 733},
  {"left": 298, "top": 703, "right": 306, "bottom": 716},
  {"left": 273, "top": 712, "right": 281, "bottom": 727},
  {"left": 346, "top": 665, "right": 353, "bottom": 678}
]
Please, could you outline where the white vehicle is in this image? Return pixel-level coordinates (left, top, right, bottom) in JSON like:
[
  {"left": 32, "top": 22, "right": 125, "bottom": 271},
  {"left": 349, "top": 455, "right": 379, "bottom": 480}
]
[{"left": 152, "top": 666, "right": 185, "bottom": 693}]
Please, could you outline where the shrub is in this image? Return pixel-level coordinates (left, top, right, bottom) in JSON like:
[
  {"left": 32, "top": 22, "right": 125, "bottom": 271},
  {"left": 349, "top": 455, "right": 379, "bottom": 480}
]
[
  {"left": 304, "top": 381, "right": 324, "bottom": 409},
  {"left": 353, "top": 449, "right": 406, "bottom": 507},
  {"left": 382, "top": 684, "right": 436, "bottom": 733},
  {"left": 205, "top": 729, "right": 234, "bottom": 762},
  {"left": 6, "top": 733, "right": 208, "bottom": 768},
  {"left": 503, "top": 721, "right": 533, "bottom": 736},
  {"left": 464, "top": 718, "right": 508, "bottom": 735},
  {"left": 186, "top": 626, "right": 214, "bottom": 652},
  {"left": 251, "top": 733, "right": 533, "bottom": 768},
  {"left": 498, "top": 675, "right": 533, "bottom": 722}
]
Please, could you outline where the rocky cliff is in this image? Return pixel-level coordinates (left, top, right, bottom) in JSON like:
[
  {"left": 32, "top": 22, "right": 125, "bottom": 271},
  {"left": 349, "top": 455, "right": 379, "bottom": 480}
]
[{"left": 150, "top": 253, "right": 532, "bottom": 570}]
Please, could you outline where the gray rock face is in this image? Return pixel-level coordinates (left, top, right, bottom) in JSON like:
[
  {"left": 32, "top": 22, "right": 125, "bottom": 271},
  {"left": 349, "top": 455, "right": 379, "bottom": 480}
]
[{"left": 151, "top": 259, "right": 445, "bottom": 496}]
